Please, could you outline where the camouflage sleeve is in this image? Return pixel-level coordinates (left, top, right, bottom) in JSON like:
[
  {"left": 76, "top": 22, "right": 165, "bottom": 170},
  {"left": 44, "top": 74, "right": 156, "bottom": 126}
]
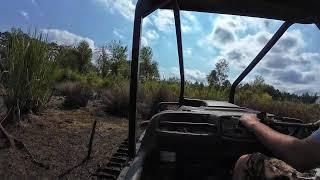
[{"left": 245, "top": 153, "right": 316, "bottom": 180}]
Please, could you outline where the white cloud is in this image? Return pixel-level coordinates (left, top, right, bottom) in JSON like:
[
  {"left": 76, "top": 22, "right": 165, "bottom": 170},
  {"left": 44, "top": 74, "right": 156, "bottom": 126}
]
[
  {"left": 141, "top": 29, "right": 159, "bottom": 46},
  {"left": 198, "top": 15, "right": 276, "bottom": 49},
  {"left": 95, "top": 0, "right": 135, "bottom": 21},
  {"left": 199, "top": 14, "right": 320, "bottom": 92},
  {"left": 113, "top": 28, "right": 124, "bottom": 39},
  {"left": 19, "top": 10, "right": 29, "bottom": 20},
  {"left": 152, "top": 10, "right": 174, "bottom": 32},
  {"left": 181, "top": 11, "right": 201, "bottom": 33},
  {"left": 152, "top": 10, "right": 201, "bottom": 33},
  {"left": 41, "top": 29, "right": 95, "bottom": 49},
  {"left": 161, "top": 67, "right": 207, "bottom": 83}
]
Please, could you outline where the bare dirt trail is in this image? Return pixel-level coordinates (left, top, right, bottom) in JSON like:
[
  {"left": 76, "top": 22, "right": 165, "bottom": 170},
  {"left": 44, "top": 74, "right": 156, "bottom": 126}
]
[{"left": 0, "top": 96, "right": 128, "bottom": 179}]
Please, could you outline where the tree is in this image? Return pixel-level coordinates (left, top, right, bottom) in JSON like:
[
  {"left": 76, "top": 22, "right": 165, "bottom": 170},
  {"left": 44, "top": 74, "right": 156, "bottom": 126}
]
[
  {"left": 215, "top": 59, "right": 229, "bottom": 85},
  {"left": 139, "top": 46, "right": 159, "bottom": 80},
  {"left": 107, "top": 41, "right": 128, "bottom": 77},
  {"left": 207, "top": 70, "right": 218, "bottom": 87},
  {"left": 76, "top": 41, "right": 92, "bottom": 73},
  {"left": 97, "top": 45, "right": 110, "bottom": 77},
  {"left": 207, "top": 59, "right": 229, "bottom": 87},
  {"left": 253, "top": 75, "right": 265, "bottom": 86},
  {"left": 56, "top": 46, "right": 79, "bottom": 71},
  {"left": 52, "top": 41, "right": 92, "bottom": 73}
]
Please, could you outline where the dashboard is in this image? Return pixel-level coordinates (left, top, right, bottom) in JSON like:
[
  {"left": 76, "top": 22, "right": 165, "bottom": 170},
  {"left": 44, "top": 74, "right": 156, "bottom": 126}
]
[{"left": 153, "top": 107, "right": 319, "bottom": 155}]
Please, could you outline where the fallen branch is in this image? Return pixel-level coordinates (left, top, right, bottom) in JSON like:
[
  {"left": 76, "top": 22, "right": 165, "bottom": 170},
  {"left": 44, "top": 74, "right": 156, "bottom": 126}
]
[
  {"left": 86, "top": 120, "right": 97, "bottom": 160},
  {"left": 58, "top": 120, "right": 98, "bottom": 179},
  {"left": 0, "top": 107, "right": 13, "bottom": 124}
]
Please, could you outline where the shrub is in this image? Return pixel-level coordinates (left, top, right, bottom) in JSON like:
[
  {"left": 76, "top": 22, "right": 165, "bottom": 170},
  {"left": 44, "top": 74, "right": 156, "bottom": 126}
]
[
  {"left": 101, "top": 84, "right": 129, "bottom": 117},
  {"left": 54, "top": 68, "right": 83, "bottom": 82},
  {"left": 62, "top": 82, "right": 92, "bottom": 109},
  {"left": 139, "top": 83, "right": 177, "bottom": 119},
  {"left": 83, "top": 71, "right": 104, "bottom": 88},
  {"left": 3, "top": 29, "right": 55, "bottom": 115}
]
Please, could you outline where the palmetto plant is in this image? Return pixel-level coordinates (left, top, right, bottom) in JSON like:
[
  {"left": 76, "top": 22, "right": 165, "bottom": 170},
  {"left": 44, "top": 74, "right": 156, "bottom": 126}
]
[{"left": 3, "top": 29, "right": 56, "bottom": 118}]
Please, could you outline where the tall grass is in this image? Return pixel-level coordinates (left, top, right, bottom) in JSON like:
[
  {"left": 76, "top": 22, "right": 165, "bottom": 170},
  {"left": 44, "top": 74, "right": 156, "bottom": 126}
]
[{"left": 3, "top": 30, "right": 55, "bottom": 115}]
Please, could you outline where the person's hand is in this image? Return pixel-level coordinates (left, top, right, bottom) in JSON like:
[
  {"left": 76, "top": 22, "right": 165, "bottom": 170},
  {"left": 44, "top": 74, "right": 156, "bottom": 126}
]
[{"left": 239, "top": 114, "right": 260, "bottom": 130}]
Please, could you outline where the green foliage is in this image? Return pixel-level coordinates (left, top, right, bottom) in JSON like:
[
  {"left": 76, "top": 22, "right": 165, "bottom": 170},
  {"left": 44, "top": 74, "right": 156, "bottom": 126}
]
[
  {"left": 55, "top": 40, "right": 92, "bottom": 74},
  {"left": 3, "top": 29, "right": 56, "bottom": 114},
  {"left": 56, "top": 46, "right": 80, "bottom": 71},
  {"left": 207, "top": 70, "right": 218, "bottom": 87},
  {"left": 77, "top": 41, "right": 92, "bottom": 73},
  {"left": 54, "top": 68, "right": 83, "bottom": 82},
  {"left": 83, "top": 71, "right": 104, "bottom": 88},
  {"left": 139, "top": 46, "right": 160, "bottom": 80},
  {"left": 207, "top": 59, "right": 229, "bottom": 87},
  {"left": 107, "top": 41, "right": 129, "bottom": 77},
  {"left": 97, "top": 45, "right": 110, "bottom": 77},
  {"left": 96, "top": 41, "right": 130, "bottom": 78}
]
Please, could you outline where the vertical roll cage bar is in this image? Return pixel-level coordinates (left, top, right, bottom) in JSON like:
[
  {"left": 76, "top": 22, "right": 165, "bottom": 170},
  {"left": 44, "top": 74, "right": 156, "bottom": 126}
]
[{"left": 128, "top": 1, "right": 320, "bottom": 158}]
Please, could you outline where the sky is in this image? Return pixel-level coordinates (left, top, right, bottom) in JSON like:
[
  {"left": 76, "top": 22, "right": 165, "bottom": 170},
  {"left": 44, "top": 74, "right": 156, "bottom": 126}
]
[{"left": 1, "top": 0, "right": 320, "bottom": 94}]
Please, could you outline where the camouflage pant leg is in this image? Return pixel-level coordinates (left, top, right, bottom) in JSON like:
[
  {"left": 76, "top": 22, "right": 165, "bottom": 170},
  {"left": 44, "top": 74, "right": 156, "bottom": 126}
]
[{"left": 244, "top": 153, "right": 316, "bottom": 180}]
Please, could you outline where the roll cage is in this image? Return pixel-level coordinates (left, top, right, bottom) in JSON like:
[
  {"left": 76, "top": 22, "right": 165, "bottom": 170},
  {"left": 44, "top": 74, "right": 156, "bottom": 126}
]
[{"left": 128, "top": 0, "right": 320, "bottom": 158}]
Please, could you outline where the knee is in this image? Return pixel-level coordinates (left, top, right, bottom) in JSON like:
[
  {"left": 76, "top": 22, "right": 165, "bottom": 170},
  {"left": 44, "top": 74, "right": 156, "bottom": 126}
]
[
  {"left": 233, "top": 154, "right": 251, "bottom": 180},
  {"left": 234, "top": 154, "right": 250, "bottom": 172}
]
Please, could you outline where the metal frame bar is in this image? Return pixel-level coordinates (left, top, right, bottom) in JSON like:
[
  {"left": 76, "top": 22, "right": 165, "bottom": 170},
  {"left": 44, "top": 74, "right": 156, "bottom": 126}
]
[
  {"left": 228, "top": 21, "right": 293, "bottom": 103},
  {"left": 174, "top": 8, "right": 185, "bottom": 104},
  {"left": 129, "top": 14, "right": 142, "bottom": 158},
  {"left": 128, "top": 0, "right": 173, "bottom": 158},
  {"left": 129, "top": 0, "right": 299, "bottom": 159}
]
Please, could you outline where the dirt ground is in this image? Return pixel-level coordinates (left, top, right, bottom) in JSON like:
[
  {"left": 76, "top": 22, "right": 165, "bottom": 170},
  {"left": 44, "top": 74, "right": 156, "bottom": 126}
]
[{"left": 0, "top": 96, "right": 128, "bottom": 179}]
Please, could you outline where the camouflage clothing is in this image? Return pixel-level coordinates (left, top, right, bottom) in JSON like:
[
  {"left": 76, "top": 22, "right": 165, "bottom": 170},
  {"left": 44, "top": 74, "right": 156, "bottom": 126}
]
[{"left": 244, "top": 153, "right": 316, "bottom": 180}]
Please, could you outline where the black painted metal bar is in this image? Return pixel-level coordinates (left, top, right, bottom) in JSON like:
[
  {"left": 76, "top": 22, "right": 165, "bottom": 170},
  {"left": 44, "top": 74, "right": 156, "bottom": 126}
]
[
  {"left": 229, "top": 21, "right": 293, "bottom": 104},
  {"left": 140, "top": 0, "right": 171, "bottom": 18},
  {"left": 128, "top": 0, "right": 172, "bottom": 159},
  {"left": 128, "top": 14, "right": 142, "bottom": 158},
  {"left": 174, "top": 9, "right": 185, "bottom": 105}
]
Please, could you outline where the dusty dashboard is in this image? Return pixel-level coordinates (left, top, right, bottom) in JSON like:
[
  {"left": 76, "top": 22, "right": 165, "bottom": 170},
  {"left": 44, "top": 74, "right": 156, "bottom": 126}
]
[{"left": 154, "top": 106, "right": 318, "bottom": 153}]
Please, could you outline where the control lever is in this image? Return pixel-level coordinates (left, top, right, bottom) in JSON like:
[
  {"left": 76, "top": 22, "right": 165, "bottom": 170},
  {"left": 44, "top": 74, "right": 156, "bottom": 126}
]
[
  {"left": 236, "top": 112, "right": 271, "bottom": 128},
  {"left": 257, "top": 112, "right": 273, "bottom": 125}
]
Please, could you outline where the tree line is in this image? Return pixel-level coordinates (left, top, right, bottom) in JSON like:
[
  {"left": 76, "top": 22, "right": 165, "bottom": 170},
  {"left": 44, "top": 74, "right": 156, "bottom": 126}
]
[{"left": 0, "top": 29, "right": 318, "bottom": 104}]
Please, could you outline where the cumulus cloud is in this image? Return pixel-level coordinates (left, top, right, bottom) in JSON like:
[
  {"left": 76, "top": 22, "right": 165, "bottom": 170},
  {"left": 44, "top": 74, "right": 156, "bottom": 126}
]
[
  {"left": 181, "top": 11, "right": 201, "bottom": 33},
  {"left": 95, "top": 0, "right": 135, "bottom": 21},
  {"left": 41, "top": 29, "right": 95, "bottom": 49},
  {"left": 275, "top": 70, "right": 315, "bottom": 84},
  {"left": 152, "top": 10, "right": 174, "bottom": 32},
  {"left": 152, "top": 10, "right": 201, "bottom": 33},
  {"left": 184, "top": 68, "right": 207, "bottom": 82},
  {"left": 113, "top": 28, "right": 124, "bottom": 39},
  {"left": 141, "top": 29, "right": 159, "bottom": 46},
  {"left": 19, "top": 10, "right": 29, "bottom": 20},
  {"left": 199, "top": 14, "right": 320, "bottom": 92},
  {"left": 161, "top": 67, "right": 207, "bottom": 83},
  {"left": 198, "top": 15, "right": 275, "bottom": 49}
]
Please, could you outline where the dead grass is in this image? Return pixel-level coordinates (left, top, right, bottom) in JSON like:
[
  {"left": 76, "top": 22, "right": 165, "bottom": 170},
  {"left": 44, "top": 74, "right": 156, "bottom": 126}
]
[
  {"left": 0, "top": 96, "right": 128, "bottom": 179},
  {"left": 61, "top": 82, "right": 93, "bottom": 109}
]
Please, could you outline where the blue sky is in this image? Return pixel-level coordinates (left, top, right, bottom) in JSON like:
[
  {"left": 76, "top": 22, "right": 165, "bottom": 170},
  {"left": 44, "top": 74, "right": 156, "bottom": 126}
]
[{"left": 1, "top": 0, "right": 320, "bottom": 94}]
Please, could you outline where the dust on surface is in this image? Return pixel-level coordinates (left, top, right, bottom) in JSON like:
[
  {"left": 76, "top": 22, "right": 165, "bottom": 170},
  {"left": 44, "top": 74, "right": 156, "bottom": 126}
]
[{"left": 0, "top": 96, "right": 128, "bottom": 179}]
